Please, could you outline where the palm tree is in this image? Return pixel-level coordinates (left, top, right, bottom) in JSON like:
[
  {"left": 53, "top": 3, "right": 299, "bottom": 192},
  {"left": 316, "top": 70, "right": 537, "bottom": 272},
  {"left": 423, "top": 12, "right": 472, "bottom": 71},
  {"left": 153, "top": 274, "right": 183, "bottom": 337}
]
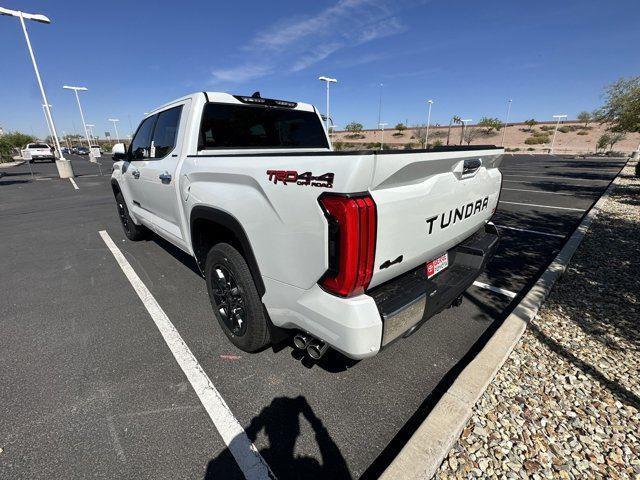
[{"left": 447, "top": 115, "right": 461, "bottom": 145}]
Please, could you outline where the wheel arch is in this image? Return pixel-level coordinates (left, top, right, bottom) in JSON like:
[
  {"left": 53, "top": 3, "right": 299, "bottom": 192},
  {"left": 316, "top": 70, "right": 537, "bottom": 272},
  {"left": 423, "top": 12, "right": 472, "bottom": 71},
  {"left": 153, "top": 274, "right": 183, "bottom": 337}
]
[
  {"left": 111, "top": 179, "right": 122, "bottom": 197},
  {"left": 190, "top": 206, "right": 266, "bottom": 297}
]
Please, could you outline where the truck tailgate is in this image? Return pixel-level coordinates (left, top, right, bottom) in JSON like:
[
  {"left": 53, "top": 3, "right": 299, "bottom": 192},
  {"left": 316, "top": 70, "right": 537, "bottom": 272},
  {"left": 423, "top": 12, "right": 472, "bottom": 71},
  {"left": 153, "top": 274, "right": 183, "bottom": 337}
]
[{"left": 367, "top": 148, "right": 503, "bottom": 288}]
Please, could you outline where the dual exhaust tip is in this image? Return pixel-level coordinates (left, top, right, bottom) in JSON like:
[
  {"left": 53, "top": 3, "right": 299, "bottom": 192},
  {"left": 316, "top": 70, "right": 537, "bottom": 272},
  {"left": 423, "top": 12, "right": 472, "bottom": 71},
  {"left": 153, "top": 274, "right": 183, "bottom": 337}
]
[{"left": 293, "top": 333, "right": 328, "bottom": 360}]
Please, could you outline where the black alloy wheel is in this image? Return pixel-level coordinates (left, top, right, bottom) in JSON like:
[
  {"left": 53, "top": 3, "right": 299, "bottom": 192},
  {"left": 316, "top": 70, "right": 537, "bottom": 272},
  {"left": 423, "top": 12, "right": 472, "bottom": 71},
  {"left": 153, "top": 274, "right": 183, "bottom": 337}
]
[{"left": 210, "top": 264, "right": 248, "bottom": 337}]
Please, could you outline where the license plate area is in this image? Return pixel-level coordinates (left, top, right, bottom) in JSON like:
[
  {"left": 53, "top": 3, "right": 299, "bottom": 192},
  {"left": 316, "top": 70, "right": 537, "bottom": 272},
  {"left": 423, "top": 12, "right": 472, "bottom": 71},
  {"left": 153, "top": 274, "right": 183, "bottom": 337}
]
[{"left": 426, "top": 252, "right": 449, "bottom": 279}]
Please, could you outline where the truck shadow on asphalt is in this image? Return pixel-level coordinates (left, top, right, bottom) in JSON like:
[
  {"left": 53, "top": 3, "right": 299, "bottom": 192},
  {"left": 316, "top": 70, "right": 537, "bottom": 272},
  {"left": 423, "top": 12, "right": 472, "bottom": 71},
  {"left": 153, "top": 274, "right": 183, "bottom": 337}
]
[{"left": 204, "top": 396, "right": 352, "bottom": 480}]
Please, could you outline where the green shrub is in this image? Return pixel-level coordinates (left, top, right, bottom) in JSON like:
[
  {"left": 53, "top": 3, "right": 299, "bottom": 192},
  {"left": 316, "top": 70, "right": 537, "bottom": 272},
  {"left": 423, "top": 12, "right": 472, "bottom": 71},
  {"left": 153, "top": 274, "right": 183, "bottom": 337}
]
[
  {"left": 525, "top": 135, "right": 550, "bottom": 145},
  {"left": 332, "top": 141, "right": 345, "bottom": 150},
  {"left": 577, "top": 130, "right": 589, "bottom": 136},
  {"left": 527, "top": 147, "right": 535, "bottom": 151},
  {"left": 540, "top": 125, "right": 554, "bottom": 132},
  {"left": 558, "top": 126, "right": 571, "bottom": 133},
  {"left": 0, "top": 131, "right": 35, "bottom": 161}
]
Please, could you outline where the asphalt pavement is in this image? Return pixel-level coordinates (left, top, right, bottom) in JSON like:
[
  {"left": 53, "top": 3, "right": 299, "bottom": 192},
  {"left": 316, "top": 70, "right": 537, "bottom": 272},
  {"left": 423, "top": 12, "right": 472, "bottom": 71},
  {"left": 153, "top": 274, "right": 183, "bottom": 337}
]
[{"left": 0, "top": 153, "right": 626, "bottom": 479}]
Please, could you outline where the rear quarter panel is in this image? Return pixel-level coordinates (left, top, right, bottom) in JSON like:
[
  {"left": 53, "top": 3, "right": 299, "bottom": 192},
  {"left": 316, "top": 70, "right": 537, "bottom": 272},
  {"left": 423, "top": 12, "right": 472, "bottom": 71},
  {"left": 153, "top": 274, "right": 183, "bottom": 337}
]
[{"left": 181, "top": 152, "right": 375, "bottom": 289}]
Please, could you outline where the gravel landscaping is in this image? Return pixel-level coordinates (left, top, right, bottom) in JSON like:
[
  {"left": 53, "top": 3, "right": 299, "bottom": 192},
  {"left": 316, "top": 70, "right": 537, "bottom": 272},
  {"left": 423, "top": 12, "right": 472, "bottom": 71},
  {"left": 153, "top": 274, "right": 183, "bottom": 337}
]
[{"left": 436, "top": 158, "right": 640, "bottom": 479}]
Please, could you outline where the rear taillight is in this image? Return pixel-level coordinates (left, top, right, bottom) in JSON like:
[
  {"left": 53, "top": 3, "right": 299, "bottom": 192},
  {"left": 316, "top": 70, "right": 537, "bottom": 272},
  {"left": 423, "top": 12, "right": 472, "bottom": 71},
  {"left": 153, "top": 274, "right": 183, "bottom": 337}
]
[{"left": 318, "top": 193, "right": 377, "bottom": 297}]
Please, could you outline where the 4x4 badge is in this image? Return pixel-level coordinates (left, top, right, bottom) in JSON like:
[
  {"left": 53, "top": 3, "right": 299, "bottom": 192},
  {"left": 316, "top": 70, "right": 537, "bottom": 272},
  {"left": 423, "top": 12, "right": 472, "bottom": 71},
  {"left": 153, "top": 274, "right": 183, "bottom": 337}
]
[{"left": 267, "top": 170, "right": 334, "bottom": 188}]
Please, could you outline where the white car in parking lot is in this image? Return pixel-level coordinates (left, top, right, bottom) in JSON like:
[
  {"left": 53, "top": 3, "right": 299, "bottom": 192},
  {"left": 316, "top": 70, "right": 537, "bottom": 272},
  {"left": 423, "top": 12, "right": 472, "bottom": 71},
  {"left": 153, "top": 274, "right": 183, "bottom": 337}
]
[
  {"left": 23, "top": 142, "right": 55, "bottom": 162},
  {"left": 110, "top": 91, "right": 503, "bottom": 360}
]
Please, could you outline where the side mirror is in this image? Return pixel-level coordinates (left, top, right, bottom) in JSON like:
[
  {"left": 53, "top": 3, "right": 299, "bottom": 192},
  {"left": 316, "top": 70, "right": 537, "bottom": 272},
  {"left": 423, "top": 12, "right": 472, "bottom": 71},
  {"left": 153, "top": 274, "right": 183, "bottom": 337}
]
[{"left": 112, "top": 143, "right": 127, "bottom": 160}]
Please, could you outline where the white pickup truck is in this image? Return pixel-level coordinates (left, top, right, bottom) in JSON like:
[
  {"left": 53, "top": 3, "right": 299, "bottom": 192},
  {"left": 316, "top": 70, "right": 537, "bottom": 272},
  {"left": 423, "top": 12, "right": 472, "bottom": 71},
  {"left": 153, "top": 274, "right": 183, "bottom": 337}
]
[
  {"left": 110, "top": 92, "right": 503, "bottom": 360},
  {"left": 23, "top": 142, "right": 55, "bottom": 162}
]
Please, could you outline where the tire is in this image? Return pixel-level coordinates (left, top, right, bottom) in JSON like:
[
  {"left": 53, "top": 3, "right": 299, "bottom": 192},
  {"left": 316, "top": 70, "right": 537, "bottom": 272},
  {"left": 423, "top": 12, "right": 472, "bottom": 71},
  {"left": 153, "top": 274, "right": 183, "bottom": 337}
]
[
  {"left": 115, "top": 191, "right": 149, "bottom": 241},
  {"left": 205, "top": 243, "right": 270, "bottom": 352}
]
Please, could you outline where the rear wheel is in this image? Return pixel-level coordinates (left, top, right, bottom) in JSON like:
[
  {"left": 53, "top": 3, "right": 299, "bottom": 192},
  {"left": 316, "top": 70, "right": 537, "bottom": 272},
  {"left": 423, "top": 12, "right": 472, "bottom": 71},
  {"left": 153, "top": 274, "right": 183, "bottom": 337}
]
[
  {"left": 115, "top": 191, "right": 149, "bottom": 240},
  {"left": 205, "top": 243, "right": 270, "bottom": 352}
]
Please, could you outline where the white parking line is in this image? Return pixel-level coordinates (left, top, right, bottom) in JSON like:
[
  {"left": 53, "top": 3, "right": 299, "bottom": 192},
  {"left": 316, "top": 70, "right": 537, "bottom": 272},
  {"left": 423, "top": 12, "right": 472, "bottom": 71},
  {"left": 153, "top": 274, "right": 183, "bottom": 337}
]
[
  {"left": 69, "top": 178, "right": 79, "bottom": 190},
  {"left": 472, "top": 281, "right": 517, "bottom": 299},
  {"left": 501, "top": 187, "right": 584, "bottom": 197},
  {"left": 499, "top": 201, "right": 584, "bottom": 212},
  {"left": 495, "top": 224, "right": 565, "bottom": 238},
  {"left": 98, "top": 230, "right": 273, "bottom": 480}
]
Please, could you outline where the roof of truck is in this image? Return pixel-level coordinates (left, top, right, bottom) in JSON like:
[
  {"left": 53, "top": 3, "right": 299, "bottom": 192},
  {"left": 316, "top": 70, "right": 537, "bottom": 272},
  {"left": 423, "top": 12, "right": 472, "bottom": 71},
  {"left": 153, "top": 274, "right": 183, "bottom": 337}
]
[{"left": 145, "top": 91, "right": 316, "bottom": 118}]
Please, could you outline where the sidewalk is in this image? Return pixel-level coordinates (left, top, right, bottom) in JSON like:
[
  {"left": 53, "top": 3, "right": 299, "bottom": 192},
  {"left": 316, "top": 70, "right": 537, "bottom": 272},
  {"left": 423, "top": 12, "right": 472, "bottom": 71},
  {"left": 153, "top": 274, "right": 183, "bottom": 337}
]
[{"left": 436, "top": 160, "right": 640, "bottom": 479}]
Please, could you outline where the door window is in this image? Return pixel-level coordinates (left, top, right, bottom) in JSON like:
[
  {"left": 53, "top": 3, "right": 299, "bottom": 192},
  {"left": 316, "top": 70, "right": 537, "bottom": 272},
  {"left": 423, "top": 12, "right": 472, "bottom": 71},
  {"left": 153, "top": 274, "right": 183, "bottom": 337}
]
[
  {"left": 130, "top": 115, "right": 156, "bottom": 160},
  {"left": 151, "top": 106, "right": 182, "bottom": 158}
]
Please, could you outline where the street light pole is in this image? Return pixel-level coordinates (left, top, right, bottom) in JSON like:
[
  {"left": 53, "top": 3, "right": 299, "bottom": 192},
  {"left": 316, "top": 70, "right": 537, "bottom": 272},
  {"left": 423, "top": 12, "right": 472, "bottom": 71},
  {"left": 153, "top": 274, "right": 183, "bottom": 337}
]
[
  {"left": 62, "top": 131, "right": 71, "bottom": 149},
  {"left": 85, "top": 124, "right": 95, "bottom": 144},
  {"left": 379, "top": 122, "right": 388, "bottom": 150},
  {"left": 63, "top": 85, "right": 93, "bottom": 158},
  {"left": 501, "top": 99, "right": 512, "bottom": 147},
  {"left": 550, "top": 114, "right": 567, "bottom": 154},
  {"left": 318, "top": 76, "right": 337, "bottom": 137},
  {"left": 42, "top": 104, "right": 54, "bottom": 142},
  {"left": 461, "top": 119, "right": 472, "bottom": 145},
  {"left": 377, "top": 83, "right": 383, "bottom": 128},
  {"left": 1, "top": 6, "right": 74, "bottom": 178},
  {"left": 425, "top": 99, "right": 434, "bottom": 147},
  {"left": 108, "top": 118, "right": 121, "bottom": 143}
]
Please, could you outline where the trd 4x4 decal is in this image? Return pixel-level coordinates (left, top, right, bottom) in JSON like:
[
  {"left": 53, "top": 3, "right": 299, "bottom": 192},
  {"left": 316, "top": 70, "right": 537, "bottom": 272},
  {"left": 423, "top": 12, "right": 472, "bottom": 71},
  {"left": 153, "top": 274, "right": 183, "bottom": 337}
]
[{"left": 266, "top": 170, "right": 334, "bottom": 188}]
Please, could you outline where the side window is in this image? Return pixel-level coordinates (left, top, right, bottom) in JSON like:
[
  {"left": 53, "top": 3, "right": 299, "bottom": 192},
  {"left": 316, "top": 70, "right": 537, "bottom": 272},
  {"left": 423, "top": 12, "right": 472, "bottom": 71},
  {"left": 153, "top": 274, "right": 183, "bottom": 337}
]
[
  {"left": 151, "top": 106, "right": 182, "bottom": 158},
  {"left": 130, "top": 115, "right": 156, "bottom": 160}
]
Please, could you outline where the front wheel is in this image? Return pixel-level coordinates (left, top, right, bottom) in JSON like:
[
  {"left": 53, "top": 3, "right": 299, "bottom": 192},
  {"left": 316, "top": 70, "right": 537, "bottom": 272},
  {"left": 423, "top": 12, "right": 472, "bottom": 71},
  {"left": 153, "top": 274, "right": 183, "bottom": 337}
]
[
  {"left": 205, "top": 243, "right": 270, "bottom": 352},
  {"left": 115, "top": 191, "right": 149, "bottom": 240}
]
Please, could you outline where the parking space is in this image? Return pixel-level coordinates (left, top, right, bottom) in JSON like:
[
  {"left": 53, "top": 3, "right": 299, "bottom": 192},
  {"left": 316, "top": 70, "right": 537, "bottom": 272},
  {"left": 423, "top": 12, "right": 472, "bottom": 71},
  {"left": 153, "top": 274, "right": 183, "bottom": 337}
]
[{"left": 0, "top": 153, "right": 625, "bottom": 479}]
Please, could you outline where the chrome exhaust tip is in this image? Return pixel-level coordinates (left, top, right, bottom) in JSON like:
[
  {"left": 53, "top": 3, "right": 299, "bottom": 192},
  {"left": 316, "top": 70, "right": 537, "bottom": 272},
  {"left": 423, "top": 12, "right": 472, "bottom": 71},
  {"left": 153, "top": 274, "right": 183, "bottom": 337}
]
[
  {"left": 307, "top": 340, "right": 328, "bottom": 360},
  {"left": 293, "top": 333, "right": 310, "bottom": 350}
]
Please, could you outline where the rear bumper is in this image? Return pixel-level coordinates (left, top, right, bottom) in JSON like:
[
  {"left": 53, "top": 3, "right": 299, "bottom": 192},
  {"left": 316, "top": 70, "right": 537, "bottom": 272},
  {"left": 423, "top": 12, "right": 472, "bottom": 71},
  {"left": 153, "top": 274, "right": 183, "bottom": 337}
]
[{"left": 367, "top": 222, "right": 499, "bottom": 347}]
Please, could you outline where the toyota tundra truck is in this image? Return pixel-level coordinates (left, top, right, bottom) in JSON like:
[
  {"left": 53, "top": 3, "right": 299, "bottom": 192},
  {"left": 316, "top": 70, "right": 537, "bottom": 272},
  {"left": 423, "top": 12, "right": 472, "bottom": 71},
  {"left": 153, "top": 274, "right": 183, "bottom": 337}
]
[{"left": 110, "top": 92, "right": 502, "bottom": 360}]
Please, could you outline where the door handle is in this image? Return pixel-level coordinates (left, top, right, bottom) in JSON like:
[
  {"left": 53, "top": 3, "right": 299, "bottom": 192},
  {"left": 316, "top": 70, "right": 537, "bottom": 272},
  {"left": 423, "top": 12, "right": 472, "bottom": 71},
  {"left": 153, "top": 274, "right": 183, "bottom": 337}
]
[
  {"left": 159, "top": 171, "right": 172, "bottom": 183},
  {"left": 131, "top": 170, "right": 140, "bottom": 179}
]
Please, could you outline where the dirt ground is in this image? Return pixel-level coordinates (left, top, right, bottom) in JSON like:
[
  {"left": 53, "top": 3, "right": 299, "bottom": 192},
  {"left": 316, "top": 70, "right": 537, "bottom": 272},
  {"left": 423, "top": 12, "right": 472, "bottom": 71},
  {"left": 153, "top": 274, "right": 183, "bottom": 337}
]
[{"left": 332, "top": 122, "right": 640, "bottom": 154}]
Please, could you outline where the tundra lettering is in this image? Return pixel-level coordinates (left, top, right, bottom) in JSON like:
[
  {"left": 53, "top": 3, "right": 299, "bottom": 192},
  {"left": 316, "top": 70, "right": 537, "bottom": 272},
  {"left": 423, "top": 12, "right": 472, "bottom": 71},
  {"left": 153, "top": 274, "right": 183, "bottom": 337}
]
[
  {"left": 425, "top": 196, "right": 490, "bottom": 235},
  {"left": 110, "top": 91, "right": 502, "bottom": 360}
]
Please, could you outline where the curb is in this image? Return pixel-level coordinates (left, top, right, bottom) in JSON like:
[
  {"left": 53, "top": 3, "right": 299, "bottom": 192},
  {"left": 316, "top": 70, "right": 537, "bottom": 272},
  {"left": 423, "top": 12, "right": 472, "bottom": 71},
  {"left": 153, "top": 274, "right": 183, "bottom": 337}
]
[
  {"left": 0, "top": 160, "right": 26, "bottom": 168},
  {"left": 380, "top": 155, "right": 634, "bottom": 480}
]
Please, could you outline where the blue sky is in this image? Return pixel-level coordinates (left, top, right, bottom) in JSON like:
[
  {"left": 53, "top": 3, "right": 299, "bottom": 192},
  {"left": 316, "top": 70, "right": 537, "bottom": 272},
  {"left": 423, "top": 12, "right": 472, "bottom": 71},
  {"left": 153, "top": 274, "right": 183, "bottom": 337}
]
[{"left": 1, "top": 0, "right": 639, "bottom": 138}]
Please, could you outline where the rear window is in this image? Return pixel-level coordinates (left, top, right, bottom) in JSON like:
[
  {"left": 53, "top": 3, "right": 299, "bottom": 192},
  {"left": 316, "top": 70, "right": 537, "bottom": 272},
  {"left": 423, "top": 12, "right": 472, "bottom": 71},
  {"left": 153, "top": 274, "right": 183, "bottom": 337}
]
[
  {"left": 199, "top": 103, "right": 328, "bottom": 150},
  {"left": 29, "top": 144, "right": 49, "bottom": 149}
]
